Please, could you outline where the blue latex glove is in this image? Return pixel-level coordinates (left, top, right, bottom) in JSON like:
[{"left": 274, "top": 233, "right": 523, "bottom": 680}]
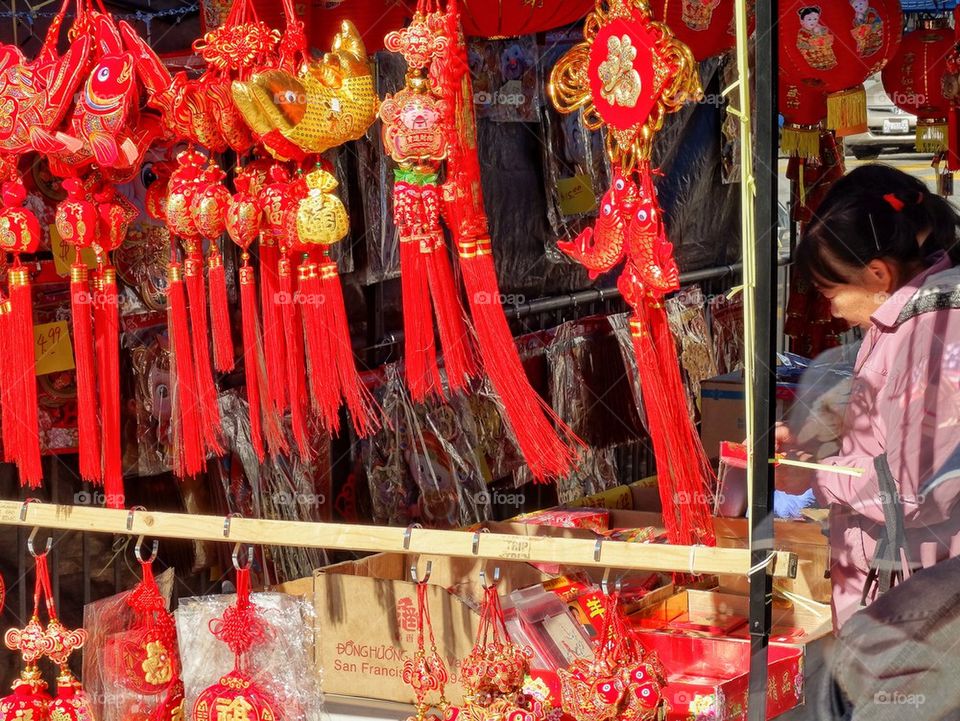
[{"left": 774, "top": 488, "right": 816, "bottom": 519}]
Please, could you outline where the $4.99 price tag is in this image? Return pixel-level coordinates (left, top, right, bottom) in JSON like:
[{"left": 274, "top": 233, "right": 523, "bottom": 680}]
[{"left": 34, "top": 321, "right": 75, "bottom": 376}]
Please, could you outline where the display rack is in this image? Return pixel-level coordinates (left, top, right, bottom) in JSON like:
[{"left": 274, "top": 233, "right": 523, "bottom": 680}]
[{"left": 0, "top": 500, "right": 797, "bottom": 578}]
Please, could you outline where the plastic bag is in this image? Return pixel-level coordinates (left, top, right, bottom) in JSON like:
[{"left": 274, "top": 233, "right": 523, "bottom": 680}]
[
  {"left": 708, "top": 292, "right": 745, "bottom": 375},
  {"left": 175, "top": 591, "right": 323, "bottom": 721},
  {"left": 665, "top": 286, "right": 719, "bottom": 416}
]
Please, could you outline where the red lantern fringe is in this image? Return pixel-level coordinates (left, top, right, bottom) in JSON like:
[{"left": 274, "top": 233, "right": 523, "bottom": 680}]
[
  {"left": 298, "top": 260, "right": 339, "bottom": 429},
  {"left": 399, "top": 235, "right": 442, "bottom": 400},
  {"left": 423, "top": 234, "right": 476, "bottom": 393},
  {"left": 184, "top": 252, "right": 223, "bottom": 456},
  {"left": 458, "top": 239, "right": 582, "bottom": 481},
  {"left": 207, "top": 248, "right": 235, "bottom": 372},
  {"left": 258, "top": 243, "right": 287, "bottom": 412},
  {"left": 278, "top": 256, "right": 310, "bottom": 458},
  {"left": 70, "top": 265, "right": 101, "bottom": 484},
  {"left": 315, "top": 254, "right": 379, "bottom": 437},
  {"left": 8, "top": 266, "right": 41, "bottom": 487},
  {"left": 239, "top": 264, "right": 266, "bottom": 462},
  {"left": 0, "top": 295, "right": 14, "bottom": 464},
  {"left": 167, "top": 261, "right": 204, "bottom": 477}
]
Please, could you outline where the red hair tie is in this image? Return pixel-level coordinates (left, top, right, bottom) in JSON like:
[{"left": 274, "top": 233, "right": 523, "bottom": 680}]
[{"left": 883, "top": 193, "right": 905, "bottom": 212}]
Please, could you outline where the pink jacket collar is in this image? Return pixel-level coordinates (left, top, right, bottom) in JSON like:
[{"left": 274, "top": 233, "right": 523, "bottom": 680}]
[{"left": 871, "top": 253, "right": 955, "bottom": 330}]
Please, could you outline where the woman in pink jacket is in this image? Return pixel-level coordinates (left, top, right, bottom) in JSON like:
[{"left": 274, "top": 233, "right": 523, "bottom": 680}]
[{"left": 780, "top": 164, "right": 960, "bottom": 630}]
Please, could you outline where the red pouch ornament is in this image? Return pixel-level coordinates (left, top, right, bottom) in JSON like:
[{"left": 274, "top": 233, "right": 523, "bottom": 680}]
[
  {"left": 558, "top": 590, "right": 664, "bottom": 721},
  {"left": 104, "top": 552, "right": 185, "bottom": 721},
  {"left": 549, "top": 0, "right": 716, "bottom": 549},
  {"left": 193, "top": 561, "right": 279, "bottom": 721}
]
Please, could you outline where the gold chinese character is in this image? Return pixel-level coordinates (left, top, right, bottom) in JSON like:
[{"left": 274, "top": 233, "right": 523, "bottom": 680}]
[{"left": 215, "top": 696, "right": 254, "bottom": 721}]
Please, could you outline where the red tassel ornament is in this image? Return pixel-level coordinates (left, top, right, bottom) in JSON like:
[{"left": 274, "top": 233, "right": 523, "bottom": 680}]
[
  {"left": 278, "top": 254, "right": 310, "bottom": 458},
  {"left": 94, "top": 267, "right": 124, "bottom": 507},
  {"left": 207, "top": 250, "right": 234, "bottom": 372},
  {"left": 184, "top": 248, "right": 224, "bottom": 457},
  {"left": 0, "top": 294, "right": 15, "bottom": 464}
]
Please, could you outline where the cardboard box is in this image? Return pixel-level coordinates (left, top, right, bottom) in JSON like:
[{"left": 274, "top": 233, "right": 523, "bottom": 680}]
[{"left": 700, "top": 371, "right": 798, "bottom": 462}]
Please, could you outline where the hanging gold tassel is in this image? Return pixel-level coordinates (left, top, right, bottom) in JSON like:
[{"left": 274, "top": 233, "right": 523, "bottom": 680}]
[
  {"left": 916, "top": 120, "right": 948, "bottom": 154},
  {"left": 827, "top": 86, "right": 867, "bottom": 137},
  {"left": 781, "top": 125, "right": 822, "bottom": 162}
]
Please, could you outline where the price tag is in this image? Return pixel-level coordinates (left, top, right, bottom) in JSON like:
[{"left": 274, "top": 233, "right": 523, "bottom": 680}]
[
  {"left": 557, "top": 174, "right": 598, "bottom": 216},
  {"left": 49, "top": 226, "right": 97, "bottom": 277},
  {"left": 34, "top": 321, "right": 75, "bottom": 376}
]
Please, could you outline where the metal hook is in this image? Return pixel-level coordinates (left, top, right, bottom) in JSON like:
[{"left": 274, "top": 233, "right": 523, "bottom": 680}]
[
  {"left": 126, "top": 505, "right": 146, "bottom": 532},
  {"left": 135, "top": 536, "right": 159, "bottom": 564},
  {"left": 472, "top": 528, "right": 489, "bottom": 555},
  {"left": 223, "top": 512, "right": 242, "bottom": 538},
  {"left": 403, "top": 523, "right": 422, "bottom": 551},
  {"left": 594, "top": 537, "right": 604, "bottom": 563},
  {"left": 27, "top": 527, "right": 52, "bottom": 557},
  {"left": 601, "top": 567, "right": 623, "bottom": 596},
  {"left": 232, "top": 543, "right": 254, "bottom": 571},
  {"left": 410, "top": 559, "right": 432, "bottom": 584},
  {"left": 480, "top": 565, "right": 501, "bottom": 590},
  {"left": 19, "top": 497, "right": 40, "bottom": 522}
]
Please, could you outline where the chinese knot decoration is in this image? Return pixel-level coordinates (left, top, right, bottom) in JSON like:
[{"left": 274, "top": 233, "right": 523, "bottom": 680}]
[
  {"left": 193, "top": 559, "right": 278, "bottom": 721},
  {"left": 2, "top": 546, "right": 95, "bottom": 721},
  {"left": 549, "top": 0, "right": 715, "bottom": 547},
  {"left": 381, "top": 0, "right": 583, "bottom": 482},
  {"left": 558, "top": 589, "right": 665, "bottom": 721},
  {"left": 447, "top": 574, "right": 542, "bottom": 721},
  {"left": 402, "top": 578, "right": 449, "bottom": 721}
]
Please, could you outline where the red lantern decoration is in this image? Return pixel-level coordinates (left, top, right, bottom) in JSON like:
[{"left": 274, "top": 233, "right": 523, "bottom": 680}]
[
  {"left": 650, "top": 0, "right": 747, "bottom": 60},
  {"left": 458, "top": 0, "right": 593, "bottom": 37},
  {"left": 779, "top": 75, "right": 828, "bottom": 160},
  {"left": 780, "top": 0, "right": 902, "bottom": 136},
  {"left": 882, "top": 18, "right": 953, "bottom": 153}
]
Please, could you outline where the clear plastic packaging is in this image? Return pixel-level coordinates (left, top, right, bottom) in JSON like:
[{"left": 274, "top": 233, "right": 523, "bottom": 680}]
[
  {"left": 665, "top": 286, "right": 719, "bottom": 417},
  {"left": 175, "top": 591, "right": 323, "bottom": 721}
]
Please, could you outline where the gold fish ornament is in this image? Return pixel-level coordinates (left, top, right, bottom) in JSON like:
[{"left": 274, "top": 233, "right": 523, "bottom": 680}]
[{"left": 232, "top": 20, "right": 378, "bottom": 155}]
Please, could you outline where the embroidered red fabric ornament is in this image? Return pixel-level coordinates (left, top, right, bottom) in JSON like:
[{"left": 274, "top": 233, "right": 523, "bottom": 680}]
[
  {"left": 194, "top": 563, "right": 279, "bottom": 721},
  {"left": 550, "top": 0, "right": 715, "bottom": 547},
  {"left": 558, "top": 591, "right": 665, "bottom": 721}
]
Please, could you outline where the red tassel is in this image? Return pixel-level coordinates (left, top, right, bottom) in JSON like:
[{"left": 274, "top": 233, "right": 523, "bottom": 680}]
[
  {"left": 317, "top": 255, "right": 379, "bottom": 437},
  {"left": 648, "top": 301, "right": 715, "bottom": 546},
  {"left": 299, "top": 259, "right": 340, "bottom": 432},
  {"left": 184, "top": 252, "right": 223, "bottom": 457},
  {"left": 400, "top": 234, "right": 442, "bottom": 401},
  {"left": 459, "top": 241, "right": 582, "bottom": 481},
  {"left": 278, "top": 256, "right": 310, "bottom": 458},
  {"left": 8, "top": 266, "right": 41, "bottom": 487},
  {"left": 422, "top": 233, "right": 476, "bottom": 393},
  {"left": 258, "top": 243, "right": 287, "bottom": 412},
  {"left": 70, "top": 265, "right": 101, "bottom": 484},
  {"left": 94, "top": 267, "right": 123, "bottom": 509},
  {"left": 167, "top": 261, "right": 204, "bottom": 478},
  {"left": 0, "top": 295, "right": 14, "bottom": 464},
  {"left": 239, "top": 264, "right": 265, "bottom": 462},
  {"left": 208, "top": 247, "right": 235, "bottom": 372}
]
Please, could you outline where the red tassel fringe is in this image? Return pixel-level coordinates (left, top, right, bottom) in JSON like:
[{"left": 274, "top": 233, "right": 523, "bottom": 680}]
[
  {"left": 258, "top": 243, "right": 287, "bottom": 412},
  {"left": 0, "top": 294, "right": 14, "bottom": 464},
  {"left": 8, "top": 266, "right": 41, "bottom": 487},
  {"left": 400, "top": 236, "right": 441, "bottom": 401},
  {"left": 167, "top": 261, "right": 204, "bottom": 477},
  {"left": 279, "top": 256, "right": 310, "bottom": 458},
  {"left": 95, "top": 267, "right": 123, "bottom": 508},
  {"left": 317, "top": 255, "right": 379, "bottom": 437},
  {"left": 208, "top": 248, "right": 234, "bottom": 373},
  {"left": 299, "top": 259, "right": 340, "bottom": 432},
  {"left": 70, "top": 265, "right": 101, "bottom": 484},
  {"left": 423, "top": 235, "right": 476, "bottom": 394},
  {"left": 460, "top": 242, "right": 582, "bottom": 482},
  {"left": 184, "top": 253, "right": 223, "bottom": 457},
  {"left": 239, "top": 264, "right": 265, "bottom": 462}
]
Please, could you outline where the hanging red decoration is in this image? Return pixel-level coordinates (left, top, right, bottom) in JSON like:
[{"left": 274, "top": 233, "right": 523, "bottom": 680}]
[
  {"left": 779, "top": 75, "right": 828, "bottom": 162},
  {"left": 882, "top": 18, "right": 954, "bottom": 154},
  {"left": 650, "top": 0, "right": 747, "bottom": 61},
  {"left": 549, "top": 0, "right": 716, "bottom": 545},
  {"left": 310, "top": 1, "right": 408, "bottom": 52},
  {"left": 457, "top": 0, "right": 593, "bottom": 37},
  {"left": 779, "top": 0, "right": 902, "bottom": 136},
  {"left": 402, "top": 575, "right": 449, "bottom": 721}
]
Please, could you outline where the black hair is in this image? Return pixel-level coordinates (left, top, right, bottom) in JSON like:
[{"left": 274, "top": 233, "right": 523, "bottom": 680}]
[
  {"left": 798, "top": 6, "right": 822, "bottom": 19},
  {"left": 796, "top": 164, "right": 960, "bottom": 286}
]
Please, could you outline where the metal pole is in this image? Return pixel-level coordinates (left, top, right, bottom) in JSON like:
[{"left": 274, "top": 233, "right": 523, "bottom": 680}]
[{"left": 748, "top": 0, "right": 779, "bottom": 717}]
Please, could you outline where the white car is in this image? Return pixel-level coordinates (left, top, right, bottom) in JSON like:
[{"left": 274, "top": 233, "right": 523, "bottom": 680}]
[{"left": 844, "top": 73, "right": 918, "bottom": 159}]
